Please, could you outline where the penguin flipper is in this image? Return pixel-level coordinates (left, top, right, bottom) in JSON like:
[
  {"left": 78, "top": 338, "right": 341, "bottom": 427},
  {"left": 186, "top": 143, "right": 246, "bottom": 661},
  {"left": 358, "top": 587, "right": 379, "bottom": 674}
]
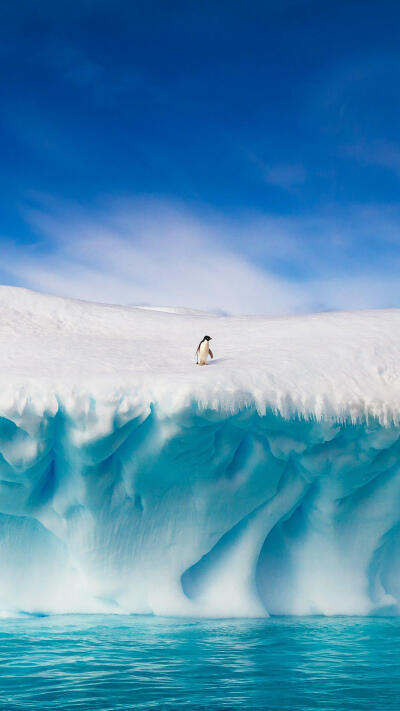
[{"left": 209, "top": 348, "right": 214, "bottom": 359}]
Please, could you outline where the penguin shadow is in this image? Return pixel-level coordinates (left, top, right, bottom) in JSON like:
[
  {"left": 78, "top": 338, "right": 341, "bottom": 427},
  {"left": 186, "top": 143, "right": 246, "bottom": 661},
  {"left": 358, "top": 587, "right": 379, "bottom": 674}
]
[{"left": 208, "top": 357, "right": 231, "bottom": 366}]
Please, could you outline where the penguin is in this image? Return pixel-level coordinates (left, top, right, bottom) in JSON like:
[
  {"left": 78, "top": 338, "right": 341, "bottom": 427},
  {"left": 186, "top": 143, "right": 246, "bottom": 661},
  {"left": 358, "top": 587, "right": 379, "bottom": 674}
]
[{"left": 196, "top": 335, "right": 213, "bottom": 365}]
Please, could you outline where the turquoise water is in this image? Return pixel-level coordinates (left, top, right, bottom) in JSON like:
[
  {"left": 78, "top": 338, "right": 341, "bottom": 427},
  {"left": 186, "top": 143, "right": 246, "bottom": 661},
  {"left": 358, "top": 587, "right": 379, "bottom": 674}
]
[{"left": 0, "top": 616, "right": 399, "bottom": 710}]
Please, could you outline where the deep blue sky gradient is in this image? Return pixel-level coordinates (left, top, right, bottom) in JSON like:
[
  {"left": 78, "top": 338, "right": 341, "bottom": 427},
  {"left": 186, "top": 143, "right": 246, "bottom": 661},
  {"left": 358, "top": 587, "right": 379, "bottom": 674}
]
[{"left": 1, "top": 0, "right": 400, "bottom": 313}]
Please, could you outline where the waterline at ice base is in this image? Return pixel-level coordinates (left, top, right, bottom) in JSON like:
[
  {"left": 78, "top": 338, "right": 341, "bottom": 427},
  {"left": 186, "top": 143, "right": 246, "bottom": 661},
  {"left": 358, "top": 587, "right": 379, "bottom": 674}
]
[{"left": 2, "top": 286, "right": 400, "bottom": 618}]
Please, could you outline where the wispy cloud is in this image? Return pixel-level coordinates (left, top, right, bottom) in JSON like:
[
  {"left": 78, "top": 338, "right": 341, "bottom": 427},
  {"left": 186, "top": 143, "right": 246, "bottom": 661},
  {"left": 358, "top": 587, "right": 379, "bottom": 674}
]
[
  {"left": 343, "top": 140, "right": 400, "bottom": 177},
  {"left": 36, "top": 43, "right": 150, "bottom": 103},
  {"left": 2, "top": 197, "right": 400, "bottom": 315},
  {"left": 244, "top": 150, "right": 306, "bottom": 192},
  {"left": 263, "top": 164, "right": 306, "bottom": 190}
]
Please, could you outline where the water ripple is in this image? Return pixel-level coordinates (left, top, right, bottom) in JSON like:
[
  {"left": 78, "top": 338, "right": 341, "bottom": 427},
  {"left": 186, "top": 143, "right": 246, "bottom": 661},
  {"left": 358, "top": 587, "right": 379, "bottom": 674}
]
[{"left": 0, "top": 616, "right": 399, "bottom": 709}]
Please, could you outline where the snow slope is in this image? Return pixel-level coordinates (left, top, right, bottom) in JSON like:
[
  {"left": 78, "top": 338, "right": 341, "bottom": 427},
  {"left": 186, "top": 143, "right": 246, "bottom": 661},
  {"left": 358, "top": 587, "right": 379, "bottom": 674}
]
[
  {"left": 1, "top": 285, "right": 400, "bottom": 421},
  {"left": 0, "top": 286, "right": 400, "bottom": 616}
]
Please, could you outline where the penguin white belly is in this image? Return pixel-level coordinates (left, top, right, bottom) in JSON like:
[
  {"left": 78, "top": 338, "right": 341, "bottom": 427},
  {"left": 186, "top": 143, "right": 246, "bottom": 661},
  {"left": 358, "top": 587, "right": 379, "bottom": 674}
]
[{"left": 198, "top": 341, "right": 209, "bottom": 365}]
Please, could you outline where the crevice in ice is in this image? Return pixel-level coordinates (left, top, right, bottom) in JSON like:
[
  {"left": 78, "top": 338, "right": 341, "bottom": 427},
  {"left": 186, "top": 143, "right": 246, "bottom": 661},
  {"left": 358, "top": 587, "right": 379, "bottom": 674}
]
[{"left": 181, "top": 499, "right": 269, "bottom": 601}]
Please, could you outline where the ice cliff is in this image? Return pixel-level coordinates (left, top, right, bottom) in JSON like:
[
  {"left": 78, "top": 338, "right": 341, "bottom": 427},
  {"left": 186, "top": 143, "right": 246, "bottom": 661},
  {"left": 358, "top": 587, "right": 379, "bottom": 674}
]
[{"left": 1, "top": 286, "right": 400, "bottom": 617}]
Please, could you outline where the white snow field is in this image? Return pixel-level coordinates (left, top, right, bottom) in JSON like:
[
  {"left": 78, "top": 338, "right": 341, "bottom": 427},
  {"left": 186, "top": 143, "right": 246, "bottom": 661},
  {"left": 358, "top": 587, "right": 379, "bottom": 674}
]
[{"left": 1, "top": 286, "right": 400, "bottom": 616}]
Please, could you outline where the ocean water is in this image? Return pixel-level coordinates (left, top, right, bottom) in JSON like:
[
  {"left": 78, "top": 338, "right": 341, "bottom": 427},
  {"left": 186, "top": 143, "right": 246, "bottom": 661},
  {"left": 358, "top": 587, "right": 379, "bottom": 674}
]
[{"left": 0, "top": 615, "right": 399, "bottom": 710}]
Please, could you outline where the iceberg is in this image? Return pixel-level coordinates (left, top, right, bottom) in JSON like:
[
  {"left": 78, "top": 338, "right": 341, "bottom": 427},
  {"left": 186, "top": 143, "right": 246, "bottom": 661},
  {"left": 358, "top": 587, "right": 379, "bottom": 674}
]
[{"left": 1, "top": 286, "right": 400, "bottom": 617}]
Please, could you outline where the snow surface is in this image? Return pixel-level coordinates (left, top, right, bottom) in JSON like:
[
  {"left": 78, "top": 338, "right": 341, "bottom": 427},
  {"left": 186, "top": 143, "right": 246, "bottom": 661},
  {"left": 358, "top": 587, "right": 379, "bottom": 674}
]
[
  {"left": 1, "top": 285, "right": 400, "bottom": 422},
  {"left": 0, "top": 286, "right": 400, "bottom": 616}
]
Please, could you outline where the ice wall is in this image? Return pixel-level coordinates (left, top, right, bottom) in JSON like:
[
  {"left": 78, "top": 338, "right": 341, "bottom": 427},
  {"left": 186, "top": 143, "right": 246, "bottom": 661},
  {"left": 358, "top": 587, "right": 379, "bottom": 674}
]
[
  {"left": 1, "top": 286, "right": 400, "bottom": 616},
  {"left": 2, "top": 395, "right": 400, "bottom": 618}
]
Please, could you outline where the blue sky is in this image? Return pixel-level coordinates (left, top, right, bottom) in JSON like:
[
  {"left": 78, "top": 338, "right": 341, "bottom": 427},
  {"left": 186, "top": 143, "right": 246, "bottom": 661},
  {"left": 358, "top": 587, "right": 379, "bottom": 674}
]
[{"left": 2, "top": 0, "right": 400, "bottom": 314}]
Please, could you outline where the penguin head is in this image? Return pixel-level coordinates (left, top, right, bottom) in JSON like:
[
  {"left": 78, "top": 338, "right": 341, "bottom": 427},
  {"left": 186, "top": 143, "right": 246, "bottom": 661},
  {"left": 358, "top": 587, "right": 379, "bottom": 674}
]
[{"left": 203, "top": 335, "right": 212, "bottom": 341}]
